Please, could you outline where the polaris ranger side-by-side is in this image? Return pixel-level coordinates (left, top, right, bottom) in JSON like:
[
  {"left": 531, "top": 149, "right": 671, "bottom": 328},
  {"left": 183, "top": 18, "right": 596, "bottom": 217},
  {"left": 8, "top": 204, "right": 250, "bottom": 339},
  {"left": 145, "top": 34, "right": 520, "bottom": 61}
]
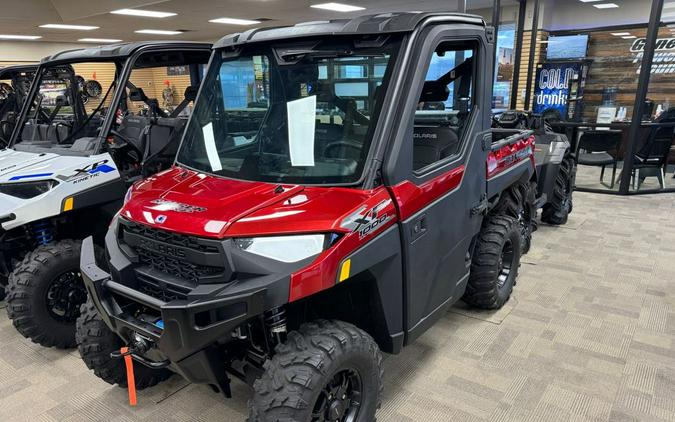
[
  {"left": 0, "top": 65, "right": 37, "bottom": 147},
  {"left": 1, "top": 42, "right": 212, "bottom": 348},
  {"left": 77, "top": 13, "right": 536, "bottom": 421},
  {"left": 494, "top": 110, "right": 576, "bottom": 225}
]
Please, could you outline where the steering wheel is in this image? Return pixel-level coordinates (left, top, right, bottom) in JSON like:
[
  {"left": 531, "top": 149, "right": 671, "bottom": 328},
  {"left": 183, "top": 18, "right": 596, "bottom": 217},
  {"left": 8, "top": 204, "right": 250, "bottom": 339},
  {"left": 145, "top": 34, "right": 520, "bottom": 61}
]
[
  {"left": 323, "top": 140, "right": 362, "bottom": 160},
  {"left": 108, "top": 128, "right": 144, "bottom": 164}
]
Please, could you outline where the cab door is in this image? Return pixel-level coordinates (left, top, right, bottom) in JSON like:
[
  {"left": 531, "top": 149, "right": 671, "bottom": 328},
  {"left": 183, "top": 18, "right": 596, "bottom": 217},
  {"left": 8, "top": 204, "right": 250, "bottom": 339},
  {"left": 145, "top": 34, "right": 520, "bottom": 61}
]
[{"left": 382, "top": 25, "right": 494, "bottom": 343}]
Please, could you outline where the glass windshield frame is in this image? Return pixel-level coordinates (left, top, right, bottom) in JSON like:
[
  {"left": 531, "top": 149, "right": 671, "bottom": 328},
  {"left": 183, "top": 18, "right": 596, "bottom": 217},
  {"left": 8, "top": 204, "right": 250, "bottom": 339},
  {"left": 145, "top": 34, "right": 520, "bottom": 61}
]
[{"left": 175, "top": 35, "right": 404, "bottom": 186}]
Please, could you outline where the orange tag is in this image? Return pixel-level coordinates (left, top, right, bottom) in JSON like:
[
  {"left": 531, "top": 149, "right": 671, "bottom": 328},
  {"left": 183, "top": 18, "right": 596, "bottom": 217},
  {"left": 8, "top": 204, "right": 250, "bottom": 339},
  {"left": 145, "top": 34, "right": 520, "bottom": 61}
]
[{"left": 120, "top": 347, "right": 137, "bottom": 406}]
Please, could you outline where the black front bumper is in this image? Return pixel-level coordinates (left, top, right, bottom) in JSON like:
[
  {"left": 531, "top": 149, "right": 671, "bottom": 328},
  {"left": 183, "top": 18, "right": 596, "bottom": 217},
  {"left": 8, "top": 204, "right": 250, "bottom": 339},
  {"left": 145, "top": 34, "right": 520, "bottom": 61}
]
[{"left": 80, "top": 235, "right": 284, "bottom": 388}]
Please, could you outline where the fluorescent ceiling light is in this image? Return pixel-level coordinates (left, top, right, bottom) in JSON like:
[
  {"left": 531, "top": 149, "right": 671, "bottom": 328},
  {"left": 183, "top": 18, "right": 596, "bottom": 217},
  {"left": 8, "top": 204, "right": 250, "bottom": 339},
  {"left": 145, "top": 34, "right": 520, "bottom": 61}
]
[
  {"left": 78, "top": 38, "right": 122, "bottom": 43},
  {"left": 134, "top": 29, "right": 183, "bottom": 35},
  {"left": 593, "top": 3, "right": 619, "bottom": 8},
  {"left": 579, "top": 0, "right": 602, "bottom": 2},
  {"left": 0, "top": 34, "right": 42, "bottom": 40},
  {"left": 622, "top": 35, "right": 637, "bottom": 39},
  {"left": 209, "top": 17, "right": 261, "bottom": 25},
  {"left": 111, "top": 9, "right": 177, "bottom": 18},
  {"left": 611, "top": 32, "right": 631, "bottom": 36},
  {"left": 39, "top": 24, "right": 99, "bottom": 30},
  {"left": 310, "top": 3, "right": 366, "bottom": 12}
]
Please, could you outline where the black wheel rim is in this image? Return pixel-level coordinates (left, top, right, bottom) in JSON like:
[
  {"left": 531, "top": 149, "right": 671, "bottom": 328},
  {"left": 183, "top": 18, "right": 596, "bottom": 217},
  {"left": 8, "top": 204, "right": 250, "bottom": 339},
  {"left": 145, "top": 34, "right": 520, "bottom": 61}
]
[
  {"left": 497, "top": 239, "right": 516, "bottom": 288},
  {"left": 311, "top": 368, "right": 363, "bottom": 422},
  {"left": 45, "top": 270, "right": 86, "bottom": 322}
]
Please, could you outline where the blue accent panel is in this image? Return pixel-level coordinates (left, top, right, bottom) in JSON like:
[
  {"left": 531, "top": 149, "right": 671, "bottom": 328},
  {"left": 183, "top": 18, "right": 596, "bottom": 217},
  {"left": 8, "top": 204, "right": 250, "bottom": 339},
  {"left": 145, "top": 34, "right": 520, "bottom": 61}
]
[
  {"left": 154, "top": 319, "right": 164, "bottom": 330},
  {"left": 88, "top": 164, "right": 116, "bottom": 174},
  {"left": 9, "top": 173, "right": 53, "bottom": 181}
]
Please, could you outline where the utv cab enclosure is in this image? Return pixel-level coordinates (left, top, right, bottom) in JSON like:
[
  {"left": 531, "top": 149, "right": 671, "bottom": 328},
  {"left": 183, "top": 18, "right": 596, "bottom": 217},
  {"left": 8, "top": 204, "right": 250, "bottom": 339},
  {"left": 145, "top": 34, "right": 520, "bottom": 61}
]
[
  {"left": 1, "top": 41, "right": 211, "bottom": 348},
  {"left": 78, "top": 12, "right": 536, "bottom": 421},
  {"left": 0, "top": 64, "right": 37, "bottom": 146}
]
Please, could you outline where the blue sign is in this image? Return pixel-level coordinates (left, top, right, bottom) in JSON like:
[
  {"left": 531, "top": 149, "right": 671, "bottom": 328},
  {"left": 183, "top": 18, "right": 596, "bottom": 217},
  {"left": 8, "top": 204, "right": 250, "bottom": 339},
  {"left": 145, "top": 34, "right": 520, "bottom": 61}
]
[{"left": 533, "top": 62, "right": 581, "bottom": 116}]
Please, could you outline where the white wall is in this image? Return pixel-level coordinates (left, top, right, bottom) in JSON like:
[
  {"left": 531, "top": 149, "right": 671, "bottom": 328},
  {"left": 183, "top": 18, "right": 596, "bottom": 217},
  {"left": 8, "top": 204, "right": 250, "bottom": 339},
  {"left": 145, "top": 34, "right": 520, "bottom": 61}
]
[{"left": 0, "top": 41, "right": 84, "bottom": 62}]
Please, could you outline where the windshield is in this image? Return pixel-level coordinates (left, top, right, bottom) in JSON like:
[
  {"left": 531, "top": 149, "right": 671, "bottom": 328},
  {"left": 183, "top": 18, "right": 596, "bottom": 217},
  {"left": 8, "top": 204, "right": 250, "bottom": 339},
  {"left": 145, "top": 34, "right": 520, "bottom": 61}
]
[
  {"left": 177, "top": 36, "right": 402, "bottom": 184},
  {"left": 15, "top": 61, "right": 118, "bottom": 152}
]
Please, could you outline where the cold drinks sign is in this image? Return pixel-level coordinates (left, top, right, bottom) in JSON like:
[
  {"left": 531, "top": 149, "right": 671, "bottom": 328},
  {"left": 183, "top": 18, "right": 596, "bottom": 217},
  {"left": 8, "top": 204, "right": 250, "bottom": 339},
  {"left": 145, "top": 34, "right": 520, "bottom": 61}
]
[{"left": 533, "top": 62, "right": 581, "bottom": 116}]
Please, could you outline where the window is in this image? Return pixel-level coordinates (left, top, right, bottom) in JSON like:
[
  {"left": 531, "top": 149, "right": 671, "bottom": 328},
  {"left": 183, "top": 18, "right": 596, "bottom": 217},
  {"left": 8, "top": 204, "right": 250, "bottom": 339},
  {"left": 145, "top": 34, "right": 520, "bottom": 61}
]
[{"left": 412, "top": 42, "right": 476, "bottom": 172}]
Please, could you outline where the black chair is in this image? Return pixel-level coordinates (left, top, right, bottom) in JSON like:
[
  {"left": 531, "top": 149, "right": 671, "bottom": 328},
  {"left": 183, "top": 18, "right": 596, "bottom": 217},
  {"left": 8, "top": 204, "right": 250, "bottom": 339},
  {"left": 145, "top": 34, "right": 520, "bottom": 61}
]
[
  {"left": 631, "top": 125, "right": 675, "bottom": 190},
  {"left": 577, "top": 130, "right": 623, "bottom": 188}
]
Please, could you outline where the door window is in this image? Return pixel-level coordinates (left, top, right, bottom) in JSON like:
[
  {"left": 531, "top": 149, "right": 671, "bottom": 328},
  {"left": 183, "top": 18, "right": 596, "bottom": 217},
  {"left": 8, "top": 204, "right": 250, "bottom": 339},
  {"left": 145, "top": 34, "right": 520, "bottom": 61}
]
[{"left": 412, "top": 42, "right": 476, "bottom": 172}]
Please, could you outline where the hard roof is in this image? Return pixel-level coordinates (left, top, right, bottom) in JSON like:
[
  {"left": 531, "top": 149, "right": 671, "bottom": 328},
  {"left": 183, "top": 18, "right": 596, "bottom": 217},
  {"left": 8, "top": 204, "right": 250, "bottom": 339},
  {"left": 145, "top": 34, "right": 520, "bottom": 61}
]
[
  {"left": 0, "top": 64, "right": 38, "bottom": 79},
  {"left": 214, "top": 12, "right": 485, "bottom": 49},
  {"left": 40, "top": 41, "right": 212, "bottom": 64}
]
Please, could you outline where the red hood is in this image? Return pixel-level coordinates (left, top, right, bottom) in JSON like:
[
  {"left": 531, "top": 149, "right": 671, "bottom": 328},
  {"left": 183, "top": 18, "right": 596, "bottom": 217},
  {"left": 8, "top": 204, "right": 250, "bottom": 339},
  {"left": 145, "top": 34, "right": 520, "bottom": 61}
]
[{"left": 121, "top": 166, "right": 389, "bottom": 238}]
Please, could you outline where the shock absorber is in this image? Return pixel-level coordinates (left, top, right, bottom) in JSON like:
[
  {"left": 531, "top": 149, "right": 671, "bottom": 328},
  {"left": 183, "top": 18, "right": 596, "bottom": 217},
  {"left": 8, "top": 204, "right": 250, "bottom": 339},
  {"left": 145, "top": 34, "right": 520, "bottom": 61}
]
[
  {"left": 264, "top": 307, "right": 287, "bottom": 345},
  {"left": 31, "top": 219, "right": 54, "bottom": 246}
]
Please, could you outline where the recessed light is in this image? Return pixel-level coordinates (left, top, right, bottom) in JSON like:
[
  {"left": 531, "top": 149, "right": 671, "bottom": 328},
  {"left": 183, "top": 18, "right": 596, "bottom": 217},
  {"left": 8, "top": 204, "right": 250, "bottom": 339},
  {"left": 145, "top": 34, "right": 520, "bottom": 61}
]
[
  {"left": 134, "top": 29, "right": 183, "bottom": 35},
  {"left": 78, "top": 38, "right": 122, "bottom": 43},
  {"left": 209, "top": 17, "right": 261, "bottom": 25},
  {"left": 310, "top": 3, "right": 366, "bottom": 12},
  {"left": 111, "top": 9, "right": 177, "bottom": 18},
  {"left": 579, "top": 0, "right": 602, "bottom": 2},
  {"left": 39, "top": 24, "right": 99, "bottom": 30},
  {"left": 593, "top": 3, "right": 619, "bottom": 9},
  {"left": 622, "top": 35, "right": 637, "bottom": 39},
  {"left": 611, "top": 32, "right": 631, "bottom": 36},
  {"left": 0, "top": 34, "right": 42, "bottom": 40}
]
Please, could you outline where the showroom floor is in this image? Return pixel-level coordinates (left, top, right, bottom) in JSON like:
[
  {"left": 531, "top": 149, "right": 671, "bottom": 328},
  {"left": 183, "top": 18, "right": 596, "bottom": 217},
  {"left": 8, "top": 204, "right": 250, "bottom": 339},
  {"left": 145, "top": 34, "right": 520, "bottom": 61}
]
[{"left": 0, "top": 192, "right": 674, "bottom": 422}]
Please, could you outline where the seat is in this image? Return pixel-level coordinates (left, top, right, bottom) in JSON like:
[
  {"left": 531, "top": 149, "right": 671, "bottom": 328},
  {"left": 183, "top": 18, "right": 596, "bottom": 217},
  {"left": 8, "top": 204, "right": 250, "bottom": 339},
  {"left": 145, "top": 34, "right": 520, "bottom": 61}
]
[
  {"left": 141, "top": 117, "right": 188, "bottom": 176},
  {"left": 631, "top": 125, "right": 675, "bottom": 190},
  {"left": 577, "top": 130, "right": 622, "bottom": 188},
  {"left": 116, "top": 115, "right": 149, "bottom": 155},
  {"left": 169, "top": 86, "right": 198, "bottom": 118},
  {"left": 412, "top": 126, "right": 459, "bottom": 170}
]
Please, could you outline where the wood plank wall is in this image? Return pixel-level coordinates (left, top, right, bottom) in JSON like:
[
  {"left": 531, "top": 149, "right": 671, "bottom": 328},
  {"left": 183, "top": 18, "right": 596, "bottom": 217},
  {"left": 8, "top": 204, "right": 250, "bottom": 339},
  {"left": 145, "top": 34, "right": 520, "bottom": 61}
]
[{"left": 515, "top": 30, "right": 549, "bottom": 110}]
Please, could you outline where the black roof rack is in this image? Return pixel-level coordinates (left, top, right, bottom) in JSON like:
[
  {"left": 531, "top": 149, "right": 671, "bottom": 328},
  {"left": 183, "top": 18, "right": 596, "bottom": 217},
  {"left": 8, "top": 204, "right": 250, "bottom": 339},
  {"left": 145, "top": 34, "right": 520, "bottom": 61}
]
[
  {"left": 214, "top": 12, "right": 485, "bottom": 49},
  {"left": 0, "top": 64, "right": 38, "bottom": 79},
  {"left": 40, "top": 41, "right": 212, "bottom": 64}
]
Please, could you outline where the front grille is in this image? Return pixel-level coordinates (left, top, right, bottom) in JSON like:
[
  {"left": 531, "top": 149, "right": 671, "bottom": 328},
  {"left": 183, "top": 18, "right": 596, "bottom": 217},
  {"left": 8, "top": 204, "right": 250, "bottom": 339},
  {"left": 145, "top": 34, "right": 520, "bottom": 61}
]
[
  {"left": 137, "top": 274, "right": 190, "bottom": 302},
  {"left": 119, "top": 219, "right": 229, "bottom": 286}
]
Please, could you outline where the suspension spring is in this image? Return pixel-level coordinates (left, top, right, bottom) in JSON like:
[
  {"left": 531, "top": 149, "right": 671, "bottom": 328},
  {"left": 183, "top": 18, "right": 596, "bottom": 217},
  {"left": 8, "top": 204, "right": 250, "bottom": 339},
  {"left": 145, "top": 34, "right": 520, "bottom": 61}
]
[
  {"left": 31, "top": 220, "right": 54, "bottom": 246},
  {"left": 264, "top": 307, "right": 287, "bottom": 345}
]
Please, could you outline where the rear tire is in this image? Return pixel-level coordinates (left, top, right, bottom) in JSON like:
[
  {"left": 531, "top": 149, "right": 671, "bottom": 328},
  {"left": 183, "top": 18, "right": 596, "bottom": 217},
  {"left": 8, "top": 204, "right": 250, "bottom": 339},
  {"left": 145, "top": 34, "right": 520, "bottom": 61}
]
[
  {"left": 76, "top": 298, "right": 172, "bottom": 389},
  {"left": 6, "top": 239, "right": 86, "bottom": 348},
  {"left": 248, "top": 320, "right": 383, "bottom": 422},
  {"left": 464, "top": 215, "right": 521, "bottom": 310},
  {"left": 492, "top": 182, "right": 536, "bottom": 254},
  {"left": 542, "top": 156, "right": 574, "bottom": 225}
]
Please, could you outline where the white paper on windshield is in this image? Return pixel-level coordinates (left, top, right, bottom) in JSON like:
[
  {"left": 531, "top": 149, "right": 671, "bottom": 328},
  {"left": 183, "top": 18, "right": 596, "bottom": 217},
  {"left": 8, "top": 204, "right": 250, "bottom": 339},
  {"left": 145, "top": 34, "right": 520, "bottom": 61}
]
[
  {"left": 202, "top": 122, "right": 223, "bottom": 172},
  {"left": 287, "top": 95, "right": 316, "bottom": 167}
]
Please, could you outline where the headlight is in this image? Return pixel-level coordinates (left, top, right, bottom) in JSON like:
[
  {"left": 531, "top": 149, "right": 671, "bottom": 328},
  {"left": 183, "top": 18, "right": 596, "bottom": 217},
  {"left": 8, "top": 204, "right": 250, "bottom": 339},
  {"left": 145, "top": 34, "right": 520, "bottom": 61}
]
[
  {"left": 235, "top": 234, "right": 327, "bottom": 263},
  {"left": 0, "top": 180, "right": 58, "bottom": 199},
  {"left": 123, "top": 185, "right": 134, "bottom": 204}
]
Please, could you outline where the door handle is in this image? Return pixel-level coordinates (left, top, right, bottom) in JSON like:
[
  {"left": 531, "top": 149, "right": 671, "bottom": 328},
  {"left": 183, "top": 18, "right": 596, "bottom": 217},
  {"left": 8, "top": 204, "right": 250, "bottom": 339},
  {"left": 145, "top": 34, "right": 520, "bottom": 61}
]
[{"left": 410, "top": 214, "right": 427, "bottom": 242}]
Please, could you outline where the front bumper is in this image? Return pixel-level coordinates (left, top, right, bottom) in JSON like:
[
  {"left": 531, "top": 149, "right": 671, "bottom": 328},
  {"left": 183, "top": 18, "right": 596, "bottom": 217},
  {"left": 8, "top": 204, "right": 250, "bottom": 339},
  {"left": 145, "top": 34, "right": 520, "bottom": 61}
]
[{"left": 80, "top": 235, "right": 284, "bottom": 388}]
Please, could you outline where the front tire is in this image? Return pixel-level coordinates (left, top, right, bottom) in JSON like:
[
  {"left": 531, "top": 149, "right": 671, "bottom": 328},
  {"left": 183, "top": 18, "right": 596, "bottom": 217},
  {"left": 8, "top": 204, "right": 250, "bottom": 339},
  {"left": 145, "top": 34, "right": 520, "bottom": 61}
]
[
  {"left": 248, "top": 320, "right": 383, "bottom": 422},
  {"left": 463, "top": 215, "right": 521, "bottom": 310},
  {"left": 6, "top": 239, "right": 86, "bottom": 348},
  {"left": 541, "top": 156, "right": 574, "bottom": 225},
  {"left": 76, "top": 298, "right": 172, "bottom": 388}
]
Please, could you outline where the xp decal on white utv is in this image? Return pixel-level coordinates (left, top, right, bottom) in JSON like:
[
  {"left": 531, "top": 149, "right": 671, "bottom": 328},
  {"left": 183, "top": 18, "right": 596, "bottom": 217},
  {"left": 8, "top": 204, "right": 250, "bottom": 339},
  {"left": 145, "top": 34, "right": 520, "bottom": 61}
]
[
  {"left": 1, "top": 42, "right": 212, "bottom": 348},
  {"left": 77, "top": 12, "right": 537, "bottom": 421}
]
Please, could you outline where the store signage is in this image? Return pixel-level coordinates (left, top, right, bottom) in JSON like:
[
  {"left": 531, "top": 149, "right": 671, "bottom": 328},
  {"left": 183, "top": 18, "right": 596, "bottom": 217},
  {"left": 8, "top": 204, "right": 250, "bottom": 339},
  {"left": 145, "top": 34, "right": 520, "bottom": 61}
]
[
  {"left": 533, "top": 62, "right": 580, "bottom": 115},
  {"left": 630, "top": 38, "right": 675, "bottom": 74}
]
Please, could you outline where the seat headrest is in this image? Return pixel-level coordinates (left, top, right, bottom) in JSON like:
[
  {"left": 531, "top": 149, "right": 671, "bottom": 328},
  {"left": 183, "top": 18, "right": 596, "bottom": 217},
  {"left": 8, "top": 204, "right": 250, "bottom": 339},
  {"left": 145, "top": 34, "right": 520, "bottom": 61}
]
[
  {"left": 419, "top": 81, "right": 450, "bottom": 103},
  {"left": 129, "top": 87, "right": 148, "bottom": 102},
  {"left": 183, "top": 85, "right": 198, "bottom": 101}
]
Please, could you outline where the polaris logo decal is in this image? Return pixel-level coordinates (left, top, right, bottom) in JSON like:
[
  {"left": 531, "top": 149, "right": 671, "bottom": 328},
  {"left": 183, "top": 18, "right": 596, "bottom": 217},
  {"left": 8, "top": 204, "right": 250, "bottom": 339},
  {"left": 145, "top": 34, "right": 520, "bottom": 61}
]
[
  {"left": 155, "top": 215, "right": 167, "bottom": 224},
  {"left": 137, "top": 238, "right": 186, "bottom": 258},
  {"left": 149, "top": 199, "right": 207, "bottom": 213},
  {"left": 341, "top": 200, "right": 392, "bottom": 239}
]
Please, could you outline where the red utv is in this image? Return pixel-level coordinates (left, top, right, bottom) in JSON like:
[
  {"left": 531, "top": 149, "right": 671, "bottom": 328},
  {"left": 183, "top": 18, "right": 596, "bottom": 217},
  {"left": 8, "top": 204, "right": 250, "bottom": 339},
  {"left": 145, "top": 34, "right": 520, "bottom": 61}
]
[{"left": 77, "top": 12, "right": 536, "bottom": 421}]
